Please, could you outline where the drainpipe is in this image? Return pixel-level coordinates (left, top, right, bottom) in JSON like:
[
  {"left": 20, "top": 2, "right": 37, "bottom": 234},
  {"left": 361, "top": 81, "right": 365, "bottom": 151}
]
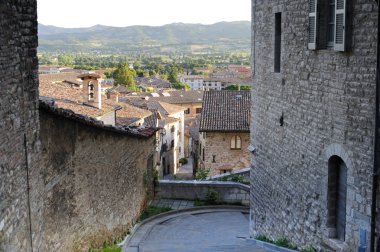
[{"left": 370, "top": 2, "right": 380, "bottom": 252}]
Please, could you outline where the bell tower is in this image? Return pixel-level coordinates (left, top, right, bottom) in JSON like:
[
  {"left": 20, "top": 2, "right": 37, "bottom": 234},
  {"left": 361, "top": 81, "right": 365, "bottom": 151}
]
[{"left": 78, "top": 73, "right": 102, "bottom": 109}]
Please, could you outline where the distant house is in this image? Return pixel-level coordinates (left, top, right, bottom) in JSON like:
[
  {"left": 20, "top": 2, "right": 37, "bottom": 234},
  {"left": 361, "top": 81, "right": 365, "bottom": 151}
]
[
  {"left": 202, "top": 78, "right": 225, "bottom": 91},
  {"left": 199, "top": 90, "right": 251, "bottom": 176},
  {"left": 179, "top": 75, "right": 204, "bottom": 90},
  {"left": 125, "top": 90, "right": 204, "bottom": 158},
  {"left": 142, "top": 90, "right": 204, "bottom": 118},
  {"left": 124, "top": 98, "right": 186, "bottom": 177},
  {"left": 193, "top": 67, "right": 211, "bottom": 74},
  {"left": 134, "top": 77, "right": 171, "bottom": 90}
]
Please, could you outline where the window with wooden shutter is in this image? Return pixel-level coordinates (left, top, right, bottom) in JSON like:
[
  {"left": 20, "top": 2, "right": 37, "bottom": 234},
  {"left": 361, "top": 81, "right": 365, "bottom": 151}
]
[
  {"left": 308, "top": 0, "right": 318, "bottom": 49},
  {"left": 334, "top": 0, "right": 346, "bottom": 51}
]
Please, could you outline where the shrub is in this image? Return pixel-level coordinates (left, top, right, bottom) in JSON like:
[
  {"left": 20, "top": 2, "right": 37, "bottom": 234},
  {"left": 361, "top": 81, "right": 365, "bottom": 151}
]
[
  {"left": 179, "top": 158, "right": 188, "bottom": 165},
  {"left": 255, "top": 236, "right": 297, "bottom": 250},
  {"left": 195, "top": 169, "right": 209, "bottom": 180},
  {"left": 300, "top": 246, "right": 317, "bottom": 252},
  {"left": 205, "top": 188, "right": 219, "bottom": 204},
  {"left": 275, "top": 238, "right": 297, "bottom": 250}
]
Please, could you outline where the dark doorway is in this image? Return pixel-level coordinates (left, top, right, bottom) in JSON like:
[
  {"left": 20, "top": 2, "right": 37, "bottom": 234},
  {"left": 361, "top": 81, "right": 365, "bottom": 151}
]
[{"left": 327, "top": 155, "right": 347, "bottom": 241}]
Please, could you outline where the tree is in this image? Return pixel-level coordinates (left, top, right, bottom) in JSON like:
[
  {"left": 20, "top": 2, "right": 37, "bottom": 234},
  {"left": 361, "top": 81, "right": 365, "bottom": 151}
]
[
  {"left": 168, "top": 66, "right": 179, "bottom": 84},
  {"left": 143, "top": 70, "right": 150, "bottom": 78},
  {"left": 113, "top": 63, "right": 135, "bottom": 88},
  {"left": 58, "top": 54, "right": 74, "bottom": 66},
  {"left": 171, "top": 82, "right": 190, "bottom": 90},
  {"left": 149, "top": 69, "right": 157, "bottom": 76},
  {"left": 225, "top": 84, "right": 251, "bottom": 90}
]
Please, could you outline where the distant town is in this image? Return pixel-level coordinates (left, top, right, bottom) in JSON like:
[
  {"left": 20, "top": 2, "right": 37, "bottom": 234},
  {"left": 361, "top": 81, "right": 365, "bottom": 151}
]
[{"left": 38, "top": 62, "right": 252, "bottom": 179}]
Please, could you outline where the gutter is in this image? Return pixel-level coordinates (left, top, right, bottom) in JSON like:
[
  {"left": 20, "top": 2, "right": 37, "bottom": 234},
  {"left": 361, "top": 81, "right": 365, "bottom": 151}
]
[{"left": 370, "top": 3, "right": 380, "bottom": 251}]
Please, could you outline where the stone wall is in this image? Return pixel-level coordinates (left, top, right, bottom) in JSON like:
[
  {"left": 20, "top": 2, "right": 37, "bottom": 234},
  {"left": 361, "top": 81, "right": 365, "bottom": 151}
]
[
  {"left": 0, "top": 1, "right": 39, "bottom": 251},
  {"left": 250, "top": 0, "right": 378, "bottom": 251},
  {"left": 209, "top": 168, "right": 250, "bottom": 183},
  {"left": 201, "top": 132, "right": 250, "bottom": 176},
  {"left": 156, "top": 180, "right": 250, "bottom": 205},
  {"left": 35, "top": 109, "right": 156, "bottom": 251}
]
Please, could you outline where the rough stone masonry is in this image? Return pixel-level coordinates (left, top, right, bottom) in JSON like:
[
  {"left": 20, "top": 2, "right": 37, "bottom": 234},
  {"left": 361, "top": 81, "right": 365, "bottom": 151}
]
[
  {"left": 250, "top": 0, "right": 378, "bottom": 251},
  {"left": 0, "top": 1, "right": 40, "bottom": 251},
  {"left": 0, "top": 1, "right": 157, "bottom": 251}
]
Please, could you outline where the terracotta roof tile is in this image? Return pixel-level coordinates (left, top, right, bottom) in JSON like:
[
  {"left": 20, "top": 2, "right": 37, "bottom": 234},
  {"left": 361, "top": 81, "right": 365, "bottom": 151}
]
[
  {"left": 199, "top": 90, "right": 251, "bottom": 132},
  {"left": 39, "top": 74, "right": 157, "bottom": 138}
]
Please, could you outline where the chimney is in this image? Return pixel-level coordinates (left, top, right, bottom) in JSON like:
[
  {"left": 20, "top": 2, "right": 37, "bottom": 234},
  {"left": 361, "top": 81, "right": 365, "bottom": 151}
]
[{"left": 107, "top": 91, "right": 119, "bottom": 103}]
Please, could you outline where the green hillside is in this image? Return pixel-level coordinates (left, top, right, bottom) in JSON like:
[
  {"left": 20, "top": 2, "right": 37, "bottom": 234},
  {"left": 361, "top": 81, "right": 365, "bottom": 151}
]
[{"left": 38, "top": 21, "right": 251, "bottom": 53}]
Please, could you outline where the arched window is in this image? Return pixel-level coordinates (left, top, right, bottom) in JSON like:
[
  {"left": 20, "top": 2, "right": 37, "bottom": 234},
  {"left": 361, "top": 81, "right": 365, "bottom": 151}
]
[
  {"left": 230, "top": 135, "right": 241, "bottom": 150},
  {"left": 327, "top": 155, "right": 347, "bottom": 241}
]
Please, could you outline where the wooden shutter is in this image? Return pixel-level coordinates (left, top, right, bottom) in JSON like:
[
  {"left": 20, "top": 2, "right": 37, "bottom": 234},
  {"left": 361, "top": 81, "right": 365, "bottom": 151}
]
[
  {"left": 334, "top": 0, "right": 346, "bottom": 51},
  {"left": 308, "top": 0, "right": 318, "bottom": 49}
]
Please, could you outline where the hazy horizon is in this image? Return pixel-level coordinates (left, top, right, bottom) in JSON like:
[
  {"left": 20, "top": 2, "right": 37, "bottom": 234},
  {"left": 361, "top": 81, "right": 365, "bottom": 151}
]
[
  {"left": 38, "top": 0, "right": 251, "bottom": 28},
  {"left": 39, "top": 20, "right": 250, "bottom": 29}
]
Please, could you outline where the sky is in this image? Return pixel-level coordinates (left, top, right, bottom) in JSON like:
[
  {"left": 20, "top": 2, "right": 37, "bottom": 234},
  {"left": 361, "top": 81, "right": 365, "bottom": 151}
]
[{"left": 38, "top": 0, "right": 251, "bottom": 28}]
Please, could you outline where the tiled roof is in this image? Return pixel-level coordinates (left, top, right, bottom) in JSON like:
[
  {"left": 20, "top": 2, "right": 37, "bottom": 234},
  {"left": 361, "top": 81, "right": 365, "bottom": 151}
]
[
  {"left": 199, "top": 90, "right": 251, "bottom": 132},
  {"left": 77, "top": 73, "right": 102, "bottom": 79},
  {"left": 39, "top": 98, "right": 157, "bottom": 138},
  {"left": 180, "top": 75, "right": 204, "bottom": 79},
  {"left": 134, "top": 77, "right": 171, "bottom": 88},
  {"left": 124, "top": 99, "right": 185, "bottom": 116},
  {"left": 144, "top": 112, "right": 160, "bottom": 127},
  {"left": 39, "top": 72, "right": 81, "bottom": 83},
  {"left": 39, "top": 80, "right": 115, "bottom": 118},
  {"left": 125, "top": 90, "right": 204, "bottom": 104},
  {"left": 108, "top": 86, "right": 135, "bottom": 94},
  {"left": 39, "top": 75, "right": 157, "bottom": 137}
]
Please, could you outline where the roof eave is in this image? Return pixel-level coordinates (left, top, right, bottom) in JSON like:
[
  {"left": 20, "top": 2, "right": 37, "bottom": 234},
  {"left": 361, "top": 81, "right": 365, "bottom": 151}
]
[{"left": 198, "top": 129, "right": 250, "bottom": 133}]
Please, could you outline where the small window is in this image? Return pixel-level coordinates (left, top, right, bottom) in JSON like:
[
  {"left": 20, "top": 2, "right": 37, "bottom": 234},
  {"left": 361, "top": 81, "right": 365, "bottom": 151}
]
[
  {"left": 202, "top": 148, "right": 205, "bottom": 161},
  {"left": 184, "top": 108, "right": 190, "bottom": 114},
  {"left": 230, "top": 136, "right": 242, "bottom": 150},
  {"left": 274, "top": 12, "right": 281, "bottom": 73},
  {"left": 212, "top": 155, "right": 216, "bottom": 163},
  {"left": 196, "top": 108, "right": 202, "bottom": 114}
]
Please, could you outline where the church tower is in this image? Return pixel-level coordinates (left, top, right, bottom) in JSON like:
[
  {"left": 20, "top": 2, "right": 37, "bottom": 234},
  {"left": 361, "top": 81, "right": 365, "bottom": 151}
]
[{"left": 78, "top": 73, "right": 102, "bottom": 109}]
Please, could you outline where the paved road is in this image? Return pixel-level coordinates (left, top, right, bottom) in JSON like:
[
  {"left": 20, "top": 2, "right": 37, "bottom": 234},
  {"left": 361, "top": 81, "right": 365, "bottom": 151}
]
[{"left": 124, "top": 208, "right": 269, "bottom": 252}]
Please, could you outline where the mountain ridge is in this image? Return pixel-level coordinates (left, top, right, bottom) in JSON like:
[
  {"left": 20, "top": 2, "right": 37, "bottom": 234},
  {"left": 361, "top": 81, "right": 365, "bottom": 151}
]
[{"left": 38, "top": 21, "right": 251, "bottom": 53}]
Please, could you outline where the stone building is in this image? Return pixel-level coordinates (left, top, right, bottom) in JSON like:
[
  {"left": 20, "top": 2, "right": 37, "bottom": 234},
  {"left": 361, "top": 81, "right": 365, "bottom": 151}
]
[
  {"left": 250, "top": 0, "right": 379, "bottom": 251},
  {"left": 0, "top": 1, "right": 40, "bottom": 251},
  {"left": 124, "top": 98, "right": 186, "bottom": 177},
  {"left": 199, "top": 90, "right": 251, "bottom": 176},
  {"left": 0, "top": 2, "right": 159, "bottom": 251}
]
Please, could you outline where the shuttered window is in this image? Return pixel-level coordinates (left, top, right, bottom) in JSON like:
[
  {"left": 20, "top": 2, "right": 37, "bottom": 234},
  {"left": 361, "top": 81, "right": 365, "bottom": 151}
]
[
  {"left": 308, "top": 0, "right": 350, "bottom": 52},
  {"left": 334, "top": 0, "right": 346, "bottom": 51},
  {"left": 308, "top": 0, "right": 317, "bottom": 49},
  {"left": 231, "top": 136, "right": 242, "bottom": 150}
]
